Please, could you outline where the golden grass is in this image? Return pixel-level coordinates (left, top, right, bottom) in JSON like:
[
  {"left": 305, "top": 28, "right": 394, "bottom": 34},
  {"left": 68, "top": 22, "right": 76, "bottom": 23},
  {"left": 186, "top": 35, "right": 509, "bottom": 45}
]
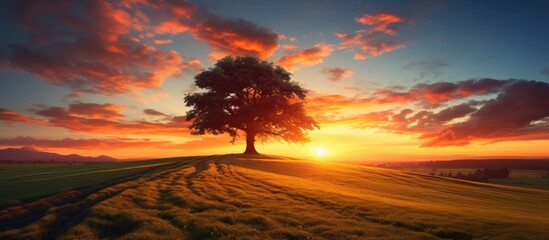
[{"left": 0, "top": 154, "right": 547, "bottom": 239}]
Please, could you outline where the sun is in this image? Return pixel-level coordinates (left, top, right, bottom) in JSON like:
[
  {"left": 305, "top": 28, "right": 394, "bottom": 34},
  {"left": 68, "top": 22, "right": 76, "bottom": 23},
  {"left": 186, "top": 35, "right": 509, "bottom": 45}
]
[{"left": 314, "top": 147, "right": 328, "bottom": 157}]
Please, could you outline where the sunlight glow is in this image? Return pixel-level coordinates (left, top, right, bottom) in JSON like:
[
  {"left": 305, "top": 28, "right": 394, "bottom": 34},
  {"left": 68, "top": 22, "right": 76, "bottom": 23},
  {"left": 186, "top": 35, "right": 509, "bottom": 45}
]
[{"left": 314, "top": 147, "right": 328, "bottom": 157}]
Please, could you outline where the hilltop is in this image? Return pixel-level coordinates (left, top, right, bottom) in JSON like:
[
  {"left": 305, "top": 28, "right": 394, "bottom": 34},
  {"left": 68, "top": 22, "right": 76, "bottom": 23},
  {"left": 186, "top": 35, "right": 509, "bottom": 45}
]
[{"left": 0, "top": 155, "right": 547, "bottom": 239}]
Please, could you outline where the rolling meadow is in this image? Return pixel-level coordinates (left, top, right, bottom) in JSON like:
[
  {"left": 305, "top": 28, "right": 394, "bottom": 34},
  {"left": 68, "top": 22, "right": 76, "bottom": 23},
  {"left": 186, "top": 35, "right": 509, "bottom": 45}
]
[{"left": 1, "top": 155, "right": 548, "bottom": 240}]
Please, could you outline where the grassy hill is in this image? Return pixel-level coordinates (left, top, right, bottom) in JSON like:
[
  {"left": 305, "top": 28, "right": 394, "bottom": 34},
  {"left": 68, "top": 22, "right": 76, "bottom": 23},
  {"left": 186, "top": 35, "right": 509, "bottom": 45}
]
[{"left": 0, "top": 155, "right": 547, "bottom": 240}]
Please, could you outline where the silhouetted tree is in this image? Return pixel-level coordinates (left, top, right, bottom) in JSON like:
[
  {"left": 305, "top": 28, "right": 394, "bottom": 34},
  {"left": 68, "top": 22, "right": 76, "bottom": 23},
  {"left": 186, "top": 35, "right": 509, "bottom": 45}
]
[{"left": 184, "top": 56, "right": 319, "bottom": 154}]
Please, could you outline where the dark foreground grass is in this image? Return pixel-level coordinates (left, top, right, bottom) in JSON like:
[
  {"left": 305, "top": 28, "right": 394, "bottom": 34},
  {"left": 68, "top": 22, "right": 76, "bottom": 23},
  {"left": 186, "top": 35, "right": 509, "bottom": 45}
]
[{"left": 0, "top": 154, "right": 547, "bottom": 239}]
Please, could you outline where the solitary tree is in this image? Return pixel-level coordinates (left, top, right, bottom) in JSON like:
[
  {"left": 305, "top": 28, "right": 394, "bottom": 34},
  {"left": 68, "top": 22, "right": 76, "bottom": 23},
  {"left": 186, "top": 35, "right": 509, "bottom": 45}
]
[{"left": 184, "top": 56, "right": 319, "bottom": 154}]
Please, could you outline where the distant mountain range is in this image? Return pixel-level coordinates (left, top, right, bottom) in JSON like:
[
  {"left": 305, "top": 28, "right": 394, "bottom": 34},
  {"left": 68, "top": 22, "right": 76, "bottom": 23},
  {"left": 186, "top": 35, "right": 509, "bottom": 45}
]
[{"left": 0, "top": 146, "right": 117, "bottom": 163}]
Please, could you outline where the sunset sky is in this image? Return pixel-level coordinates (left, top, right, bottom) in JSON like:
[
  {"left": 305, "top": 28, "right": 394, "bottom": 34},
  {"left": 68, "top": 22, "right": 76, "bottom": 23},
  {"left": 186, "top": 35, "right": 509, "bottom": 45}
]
[{"left": 1, "top": 0, "right": 549, "bottom": 161}]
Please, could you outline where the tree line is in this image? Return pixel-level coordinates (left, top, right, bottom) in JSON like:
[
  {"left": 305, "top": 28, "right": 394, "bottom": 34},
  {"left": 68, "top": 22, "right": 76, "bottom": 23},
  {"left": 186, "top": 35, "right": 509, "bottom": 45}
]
[{"left": 435, "top": 168, "right": 510, "bottom": 182}]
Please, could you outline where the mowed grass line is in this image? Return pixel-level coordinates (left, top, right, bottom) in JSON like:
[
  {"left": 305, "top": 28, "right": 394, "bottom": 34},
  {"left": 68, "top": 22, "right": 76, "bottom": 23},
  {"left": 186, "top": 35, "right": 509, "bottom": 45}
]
[{"left": 0, "top": 154, "right": 548, "bottom": 240}]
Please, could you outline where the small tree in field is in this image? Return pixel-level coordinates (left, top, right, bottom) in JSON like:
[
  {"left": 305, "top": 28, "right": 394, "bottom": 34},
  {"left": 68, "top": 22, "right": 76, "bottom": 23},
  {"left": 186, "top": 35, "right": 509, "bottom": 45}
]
[{"left": 184, "top": 56, "right": 319, "bottom": 154}]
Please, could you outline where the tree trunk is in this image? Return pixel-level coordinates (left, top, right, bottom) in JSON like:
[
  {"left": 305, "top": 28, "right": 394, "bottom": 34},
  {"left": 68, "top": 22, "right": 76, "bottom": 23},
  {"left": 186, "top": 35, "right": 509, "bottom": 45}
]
[{"left": 243, "top": 132, "right": 258, "bottom": 154}]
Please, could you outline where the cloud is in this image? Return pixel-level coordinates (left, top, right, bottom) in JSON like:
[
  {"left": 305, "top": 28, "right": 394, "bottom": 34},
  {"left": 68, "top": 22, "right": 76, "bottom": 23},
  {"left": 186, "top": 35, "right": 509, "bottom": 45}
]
[
  {"left": 64, "top": 92, "right": 84, "bottom": 99},
  {"left": 0, "top": 108, "right": 37, "bottom": 124},
  {"left": 144, "top": 109, "right": 168, "bottom": 117},
  {"left": 1, "top": 0, "right": 284, "bottom": 95},
  {"left": 403, "top": 60, "right": 449, "bottom": 80},
  {"left": 2, "top": 0, "right": 201, "bottom": 95},
  {"left": 154, "top": 21, "right": 190, "bottom": 35},
  {"left": 0, "top": 136, "right": 172, "bottom": 150},
  {"left": 154, "top": 39, "right": 173, "bottom": 45},
  {"left": 355, "top": 13, "right": 402, "bottom": 35},
  {"left": 128, "top": 0, "right": 279, "bottom": 60},
  {"left": 305, "top": 93, "right": 377, "bottom": 122},
  {"left": 324, "top": 80, "right": 549, "bottom": 147},
  {"left": 276, "top": 42, "right": 334, "bottom": 70},
  {"left": 304, "top": 78, "right": 549, "bottom": 147},
  {"left": 374, "top": 78, "right": 513, "bottom": 107},
  {"left": 131, "top": 92, "right": 170, "bottom": 104},
  {"left": 0, "top": 135, "right": 233, "bottom": 151},
  {"left": 418, "top": 80, "right": 549, "bottom": 146},
  {"left": 321, "top": 67, "right": 354, "bottom": 81},
  {"left": 541, "top": 67, "right": 549, "bottom": 76},
  {"left": 24, "top": 103, "right": 190, "bottom": 136},
  {"left": 282, "top": 44, "right": 298, "bottom": 51},
  {"left": 68, "top": 102, "right": 125, "bottom": 120},
  {"left": 189, "top": 15, "right": 279, "bottom": 60},
  {"left": 336, "top": 12, "right": 407, "bottom": 60},
  {"left": 336, "top": 32, "right": 405, "bottom": 60}
]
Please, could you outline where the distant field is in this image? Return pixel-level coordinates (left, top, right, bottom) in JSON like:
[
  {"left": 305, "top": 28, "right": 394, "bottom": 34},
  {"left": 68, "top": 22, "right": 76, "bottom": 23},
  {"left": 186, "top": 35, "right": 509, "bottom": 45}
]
[
  {"left": 0, "top": 158, "right": 183, "bottom": 206},
  {"left": 1, "top": 155, "right": 548, "bottom": 240},
  {"left": 401, "top": 168, "right": 549, "bottom": 190}
]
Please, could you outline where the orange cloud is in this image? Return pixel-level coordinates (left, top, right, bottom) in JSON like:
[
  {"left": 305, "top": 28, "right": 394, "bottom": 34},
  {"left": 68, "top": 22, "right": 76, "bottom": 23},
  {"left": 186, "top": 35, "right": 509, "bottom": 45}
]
[
  {"left": 153, "top": 39, "right": 173, "bottom": 45},
  {"left": 3, "top": 0, "right": 200, "bottom": 95},
  {"left": 189, "top": 17, "right": 279, "bottom": 60},
  {"left": 282, "top": 44, "right": 298, "bottom": 50},
  {"left": 0, "top": 108, "right": 38, "bottom": 124},
  {"left": 155, "top": 21, "right": 189, "bottom": 35},
  {"left": 305, "top": 93, "right": 378, "bottom": 122},
  {"left": 336, "top": 12, "right": 407, "bottom": 60},
  {"left": 355, "top": 13, "right": 402, "bottom": 35},
  {"left": 315, "top": 80, "right": 549, "bottom": 147},
  {"left": 68, "top": 103, "right": 126, "bottom": 120},
  {"left": 374, "top": 78, "right": 512, "bottom": 107},
  {"left": 125, "top": 0, "right": 280, "bottom": 60},
  {"left": 335, "top": 32, "right": 405, "bottom": 60},
  {"left": 26, "top": 104, "right": 190, "bottom": 136},
  {"left": 277, "top": 42, "right": 334, "bottom": 70}
]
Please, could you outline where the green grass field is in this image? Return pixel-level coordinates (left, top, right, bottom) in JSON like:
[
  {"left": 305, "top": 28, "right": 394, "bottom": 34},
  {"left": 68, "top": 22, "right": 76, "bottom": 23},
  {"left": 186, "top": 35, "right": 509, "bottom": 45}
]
[{"left": 1, "top": 155, "right": 548, "bottom": 239}]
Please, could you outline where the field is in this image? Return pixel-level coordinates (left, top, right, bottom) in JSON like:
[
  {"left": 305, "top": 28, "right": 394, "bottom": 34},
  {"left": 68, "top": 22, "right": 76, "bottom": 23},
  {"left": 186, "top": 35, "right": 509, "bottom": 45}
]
[
  {"left": 400, "top": 168, "right": 549, "bottom": 190},
  {"left": 1, "top": 155, "right": 548, "bottom": 240}
]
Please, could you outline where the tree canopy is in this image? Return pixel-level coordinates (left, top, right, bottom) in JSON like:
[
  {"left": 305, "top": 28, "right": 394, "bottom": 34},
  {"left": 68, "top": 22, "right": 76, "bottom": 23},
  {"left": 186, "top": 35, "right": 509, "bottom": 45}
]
[{"left": 184, "top": 56, "right": 319, "bottom": 154}]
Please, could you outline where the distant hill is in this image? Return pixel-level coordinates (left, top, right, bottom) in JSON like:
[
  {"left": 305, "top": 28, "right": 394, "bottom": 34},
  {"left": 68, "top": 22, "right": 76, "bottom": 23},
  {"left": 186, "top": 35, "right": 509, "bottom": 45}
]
[
  {"left": 373, "top": 158, "right": 549, "bottom": 170},
  {"left": 0, "top": 146, "right": 117, "bottom": 163}
]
